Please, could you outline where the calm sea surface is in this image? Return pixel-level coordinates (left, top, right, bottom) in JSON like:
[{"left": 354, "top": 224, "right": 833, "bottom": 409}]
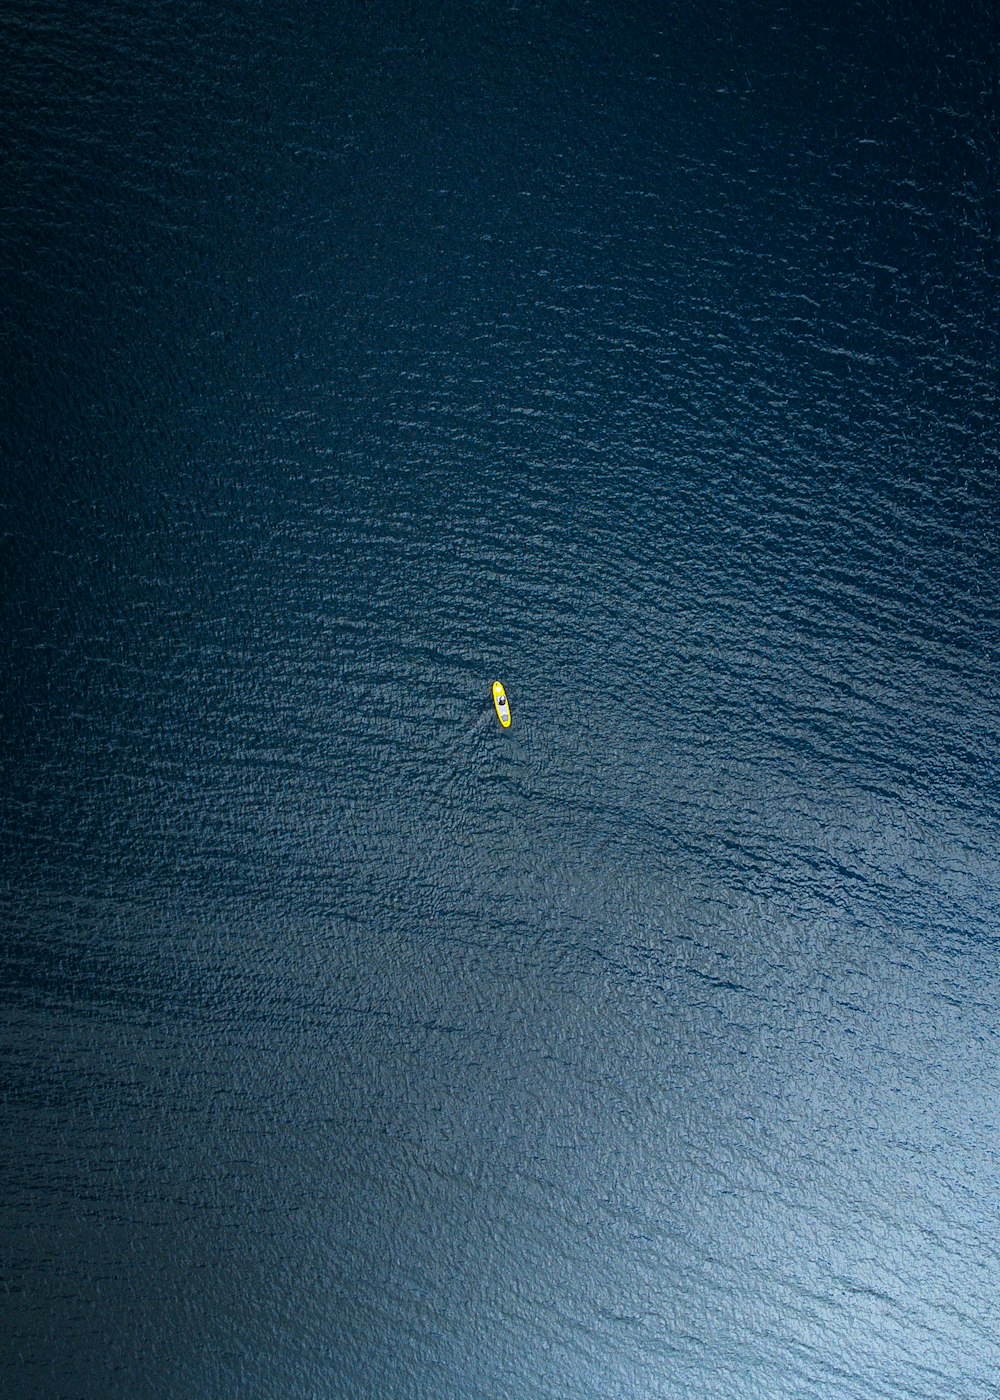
[{"left": 2, "top": 1, "right": 998, "bottom": 1396}]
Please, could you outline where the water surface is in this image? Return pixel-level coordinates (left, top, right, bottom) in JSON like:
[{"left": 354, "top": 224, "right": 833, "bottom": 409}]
[{"left": 2, "top": 1, "right": 998, "bottom": 1396}]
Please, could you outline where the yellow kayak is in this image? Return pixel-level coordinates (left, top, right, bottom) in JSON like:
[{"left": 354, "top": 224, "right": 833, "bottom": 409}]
[{"left": 492, "top": 680, "right": 511, "bottom": 728}]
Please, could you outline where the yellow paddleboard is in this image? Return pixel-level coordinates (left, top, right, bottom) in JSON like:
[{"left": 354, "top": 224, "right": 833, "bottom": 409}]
[{"left": 492, "top": 680, "right": 511, "bottom": 728}]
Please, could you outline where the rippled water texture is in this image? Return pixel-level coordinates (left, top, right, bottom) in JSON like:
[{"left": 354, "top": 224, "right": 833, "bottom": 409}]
[{"left": 2, "top": 1, "right": 998, "bottom": 1396}]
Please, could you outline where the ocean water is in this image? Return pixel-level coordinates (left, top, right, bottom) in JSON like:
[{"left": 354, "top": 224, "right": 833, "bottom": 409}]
[{"left": 2, "top": 1, "right": 998, "bottom": 1396}]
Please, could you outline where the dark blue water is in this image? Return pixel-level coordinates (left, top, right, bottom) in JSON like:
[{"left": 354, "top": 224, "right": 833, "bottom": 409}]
[{"left": 3, "top": 1, "right": 998, "bottom": 1395}]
